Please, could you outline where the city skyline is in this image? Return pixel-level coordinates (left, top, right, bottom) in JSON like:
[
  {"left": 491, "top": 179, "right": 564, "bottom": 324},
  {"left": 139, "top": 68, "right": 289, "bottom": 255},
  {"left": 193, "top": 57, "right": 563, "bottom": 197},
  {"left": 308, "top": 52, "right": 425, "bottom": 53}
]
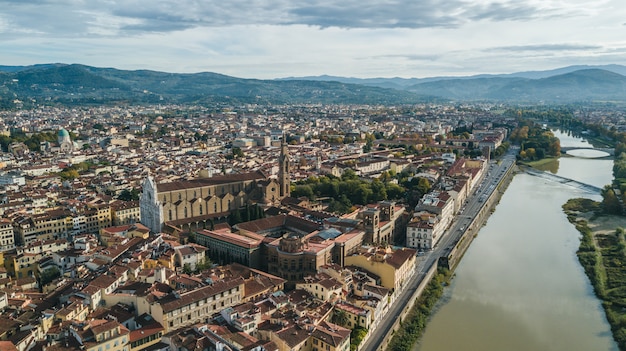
[{"left": 1, "top": 0, "right": 626, "bottom": 79}]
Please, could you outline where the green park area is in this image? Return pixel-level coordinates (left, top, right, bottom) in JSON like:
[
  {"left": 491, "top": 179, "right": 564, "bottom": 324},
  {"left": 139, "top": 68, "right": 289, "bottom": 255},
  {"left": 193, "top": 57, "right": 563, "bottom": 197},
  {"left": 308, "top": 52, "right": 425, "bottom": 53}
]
[{"left": 564, "top": 198, "right": 626, "bottom": 350}]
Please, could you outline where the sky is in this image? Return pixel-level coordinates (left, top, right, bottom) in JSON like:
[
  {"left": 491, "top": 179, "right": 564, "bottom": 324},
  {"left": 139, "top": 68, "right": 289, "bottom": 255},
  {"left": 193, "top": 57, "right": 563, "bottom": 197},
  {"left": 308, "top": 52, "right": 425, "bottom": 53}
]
[{"left": 1, "top": 0, "right": 626, "bottom": 79}]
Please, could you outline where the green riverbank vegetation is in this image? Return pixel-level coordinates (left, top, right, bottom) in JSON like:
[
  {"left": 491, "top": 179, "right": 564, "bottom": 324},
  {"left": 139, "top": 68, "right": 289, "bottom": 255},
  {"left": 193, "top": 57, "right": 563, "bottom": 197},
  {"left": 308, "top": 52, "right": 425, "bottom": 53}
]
[
  {"left": 387, "top": 268, "right": 451, "bottom": 351},
  {"left": 563, "top": 198, "right": 626, "bottom": 350}
]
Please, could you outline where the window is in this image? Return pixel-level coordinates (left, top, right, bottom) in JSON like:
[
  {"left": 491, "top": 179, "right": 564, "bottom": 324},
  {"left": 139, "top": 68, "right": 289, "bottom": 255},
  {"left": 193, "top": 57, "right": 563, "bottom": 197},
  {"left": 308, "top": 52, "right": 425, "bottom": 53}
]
[{"left": 199, "top": 205, "right": 203, "bottom": 215}]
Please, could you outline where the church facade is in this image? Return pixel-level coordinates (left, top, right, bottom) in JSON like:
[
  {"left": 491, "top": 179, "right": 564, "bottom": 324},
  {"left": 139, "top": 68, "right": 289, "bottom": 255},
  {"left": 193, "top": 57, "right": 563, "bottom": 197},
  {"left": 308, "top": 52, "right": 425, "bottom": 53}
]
[{"left": 140, "top": 137, "right": 290, "bottom": 233}]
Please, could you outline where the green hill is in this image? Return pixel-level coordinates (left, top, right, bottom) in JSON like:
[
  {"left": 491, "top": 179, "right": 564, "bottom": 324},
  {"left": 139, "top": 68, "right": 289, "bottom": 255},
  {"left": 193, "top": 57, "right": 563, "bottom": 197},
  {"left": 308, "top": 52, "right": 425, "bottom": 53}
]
[{"left": 0, "top": 64, "right": 431, "bottom": 107}]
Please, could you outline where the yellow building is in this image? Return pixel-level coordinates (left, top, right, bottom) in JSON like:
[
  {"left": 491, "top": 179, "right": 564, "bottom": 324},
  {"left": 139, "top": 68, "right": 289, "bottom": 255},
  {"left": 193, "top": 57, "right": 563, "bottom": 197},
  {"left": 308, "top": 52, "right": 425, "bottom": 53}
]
[
  {"left": 129, "top": 323, "right": 163, "bottom": 351},
  {"left": 344, "top": 246, "right": 416, "bottom": 292},
  {"left": 55, "top": 301, "right": 89, "bottom": 322},
  {"left": 295, "top": 273, "right": 343, "bottom": 302},
  {"left": 12, "top": 204, "right": 113, "bottom": 246},
  {"left": 70, "top": 320, "right": 130, "bottom": 351},
  {"left": 10, "top": 239, "right": 69, "bottom": 278},
  {"left": 134, "top": 277, "right": 245, "bottom": 332},
  {"left": 333, "top": 301, "right": 371, "bottom": 330},
  {"left": 111, "top": 201, "right": 141, "bottom": 226},
  {"left": 13, "top": 209, "right": 73, "bottom": 245},
  {"left": 310, "top": 321, "right": 351, "bottom": 351}
]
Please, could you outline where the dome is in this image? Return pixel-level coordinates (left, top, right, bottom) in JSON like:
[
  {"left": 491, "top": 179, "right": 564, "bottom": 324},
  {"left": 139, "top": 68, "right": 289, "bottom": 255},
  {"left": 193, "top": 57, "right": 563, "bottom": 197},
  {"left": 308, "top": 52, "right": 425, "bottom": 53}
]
[{"left": 58, "top": 128, "right": 70, "bottom": 137}]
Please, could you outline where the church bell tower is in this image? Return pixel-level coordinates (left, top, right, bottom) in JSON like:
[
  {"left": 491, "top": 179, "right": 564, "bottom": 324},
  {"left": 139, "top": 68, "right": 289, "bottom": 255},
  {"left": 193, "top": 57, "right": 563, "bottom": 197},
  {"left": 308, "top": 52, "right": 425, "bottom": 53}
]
[{"left": 279, "top": 133, "right": 290, "bottom": 198}]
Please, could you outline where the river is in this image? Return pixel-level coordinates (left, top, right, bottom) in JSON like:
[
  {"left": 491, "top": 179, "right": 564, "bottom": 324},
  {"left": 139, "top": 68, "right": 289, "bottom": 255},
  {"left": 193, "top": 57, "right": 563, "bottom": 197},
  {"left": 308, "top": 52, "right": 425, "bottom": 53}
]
[{"left": 416, "top": 130, "right": 618, "bottom": 351}]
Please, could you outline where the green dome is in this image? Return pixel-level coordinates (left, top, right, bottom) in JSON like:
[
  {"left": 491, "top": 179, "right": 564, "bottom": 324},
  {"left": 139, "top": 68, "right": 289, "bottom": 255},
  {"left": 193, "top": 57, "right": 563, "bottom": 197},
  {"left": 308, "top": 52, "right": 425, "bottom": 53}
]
[{"left": 58, "top": 128, "right": 69, "bottom": 137}]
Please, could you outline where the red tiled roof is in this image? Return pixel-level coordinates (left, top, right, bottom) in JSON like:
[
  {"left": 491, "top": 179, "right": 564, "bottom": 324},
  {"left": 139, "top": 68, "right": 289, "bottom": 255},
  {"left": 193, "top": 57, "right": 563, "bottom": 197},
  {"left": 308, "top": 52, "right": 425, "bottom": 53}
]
[{"left": 156, "top": 170, "right": 267, "bottom": 192}]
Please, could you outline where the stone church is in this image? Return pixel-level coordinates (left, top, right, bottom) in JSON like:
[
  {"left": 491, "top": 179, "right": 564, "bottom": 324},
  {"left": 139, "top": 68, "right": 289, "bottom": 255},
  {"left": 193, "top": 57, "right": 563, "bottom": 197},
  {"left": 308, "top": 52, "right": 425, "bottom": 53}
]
[{"left": 140, "top": 137, "right": 290, "bottom": 233}]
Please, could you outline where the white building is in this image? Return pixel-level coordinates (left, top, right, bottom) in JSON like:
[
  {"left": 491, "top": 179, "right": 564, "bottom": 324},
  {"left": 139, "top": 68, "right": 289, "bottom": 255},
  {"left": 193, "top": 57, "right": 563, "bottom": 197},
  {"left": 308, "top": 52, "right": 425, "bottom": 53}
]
[
  {"left": 0, "top": 171, "right": 25, "bottom": 186},
  {"left": 415, "top": 191, "right": 455, "bottom": 233},
  {"left": 406, "top": 212, "right": 445, "bottom": 250}
]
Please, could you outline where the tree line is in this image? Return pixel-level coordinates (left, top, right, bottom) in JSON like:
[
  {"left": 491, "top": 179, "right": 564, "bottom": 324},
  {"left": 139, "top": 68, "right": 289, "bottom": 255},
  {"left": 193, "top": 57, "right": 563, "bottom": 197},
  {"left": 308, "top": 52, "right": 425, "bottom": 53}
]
[
  {"left": 510, "top": 122, "right": 561, "bottom": 160},
  {"left": 290, "top": 169, "right": 432, "bottom": 214}
]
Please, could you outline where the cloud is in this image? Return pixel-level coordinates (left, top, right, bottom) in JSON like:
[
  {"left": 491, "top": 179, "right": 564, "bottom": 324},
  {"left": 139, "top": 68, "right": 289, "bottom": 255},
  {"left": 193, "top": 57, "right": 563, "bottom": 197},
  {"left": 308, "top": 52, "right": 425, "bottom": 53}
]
[
  {"left": 465, "top": 2, "right": 558, "bottom": 22},
  {"left": 288, "top": 1, "right": 465, "bottom": 29},
  {"left": 0, "top": 0, "right": 588, "bottom": 37},
  {"left": 367, "top": 54, "right": 442, "bottom": 61},
  {"left": 485, "top": 44, "right": 603, "bottom": 52}
]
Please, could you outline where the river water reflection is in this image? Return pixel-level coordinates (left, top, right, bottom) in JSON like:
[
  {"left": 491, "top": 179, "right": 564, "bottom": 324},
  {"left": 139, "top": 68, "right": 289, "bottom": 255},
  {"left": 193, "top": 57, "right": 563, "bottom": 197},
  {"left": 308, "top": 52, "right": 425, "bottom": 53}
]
[{"left": 416, "top": 130, "right": 618, "bottom": 351}]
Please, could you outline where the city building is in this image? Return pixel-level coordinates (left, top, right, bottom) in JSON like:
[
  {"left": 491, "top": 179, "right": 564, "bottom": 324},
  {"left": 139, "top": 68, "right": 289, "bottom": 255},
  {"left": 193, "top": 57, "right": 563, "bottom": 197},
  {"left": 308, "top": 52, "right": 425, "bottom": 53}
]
[
  {"left": 406, "top": 212, "right": 445, "bottom": 250},
  {"left": 344, "top": 246, "right": 416, "bottom": 292},
  {"left": 140, "top": 136, "right": 290, "bottom": 233}
]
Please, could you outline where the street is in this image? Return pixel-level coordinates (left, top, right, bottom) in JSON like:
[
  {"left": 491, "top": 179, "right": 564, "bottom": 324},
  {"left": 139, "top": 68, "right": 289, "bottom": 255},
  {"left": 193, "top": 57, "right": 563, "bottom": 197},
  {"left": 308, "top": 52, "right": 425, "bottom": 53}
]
[{"left": 360, "top": 149, "right": 518, "bottom": 351}]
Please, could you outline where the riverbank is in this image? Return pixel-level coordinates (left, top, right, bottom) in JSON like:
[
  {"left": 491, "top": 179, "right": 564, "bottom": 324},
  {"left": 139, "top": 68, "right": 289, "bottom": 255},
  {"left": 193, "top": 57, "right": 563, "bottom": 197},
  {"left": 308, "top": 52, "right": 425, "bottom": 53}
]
[
  {"left": 564, "top": 199, "right": 626, "bottom": 351},
  {"left": 386, "top": 268, "right": 451, "bottom": 351},
  {"left": 386, "top": 164, "right": 517, "bottom": 351}
]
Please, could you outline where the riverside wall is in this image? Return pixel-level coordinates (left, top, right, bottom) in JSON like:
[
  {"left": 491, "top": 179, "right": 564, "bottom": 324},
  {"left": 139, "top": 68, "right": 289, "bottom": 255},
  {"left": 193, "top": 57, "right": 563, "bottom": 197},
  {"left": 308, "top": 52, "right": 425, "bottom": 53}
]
[
  {"left": 375, "top": 261, "right": 438, "bottom": 351},
  {"left": 371, "top": 162, "right": 517, "bottom": 351},
  {"left": 440, "top": 164, "right": 517, "bottom": 270}
]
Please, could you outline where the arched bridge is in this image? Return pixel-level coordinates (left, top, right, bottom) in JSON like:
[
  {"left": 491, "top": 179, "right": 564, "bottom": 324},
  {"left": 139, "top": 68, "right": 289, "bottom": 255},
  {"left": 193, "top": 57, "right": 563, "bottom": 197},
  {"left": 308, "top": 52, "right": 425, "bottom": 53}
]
[
  {"left": 524, "top": 167, "right": 602, "bottom": 194},
  {"left": 560, "top": 146, "right": 614, "bottom": 156}
]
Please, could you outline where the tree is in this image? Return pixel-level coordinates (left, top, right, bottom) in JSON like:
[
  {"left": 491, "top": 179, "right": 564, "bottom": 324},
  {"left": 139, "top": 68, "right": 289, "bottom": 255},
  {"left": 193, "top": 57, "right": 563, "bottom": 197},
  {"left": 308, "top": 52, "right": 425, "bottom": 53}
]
[
  {"left": 341, "top": 169, "right": 358, "bottom": 181},
  {"left": 38, "top": 266, "right": 61, "bottom": 286},
  {"left": 350, "top": 327, "right": 368, "bottom": 351},
  {"left": 332, "top": 309, "right": 349, "bottom": 326},
  {"left": 299, "top": 156, "right": 309, "bottom": 168},
  {"left": 292, "top": 185, "right": 314, "bottom": 199},
  {"left": 602, "top": 185, "right": 622, "bottom": 215},
  {"left": 232, "top": 147, "right": 245, "bottom": 158},
  {"left": 118, "top": 188, "right": 140, "bottom": 201},
  {"left": 182, "top": 264, "right": 192, "bottom": 275},
  {"left": 59, "top": 169, "right": 79, "bottom": 180},
  {"left": 188, "top": 232, "right": 197, "bottom": 243},
  {"left": 194, "top": 258, "right": 213, "bottom": 273},
  {"left": 228, "top": 209, "right": 243, "bottom": 225},
  {"left": 535, "top": 148, "right": 546, "bottom": 160}
]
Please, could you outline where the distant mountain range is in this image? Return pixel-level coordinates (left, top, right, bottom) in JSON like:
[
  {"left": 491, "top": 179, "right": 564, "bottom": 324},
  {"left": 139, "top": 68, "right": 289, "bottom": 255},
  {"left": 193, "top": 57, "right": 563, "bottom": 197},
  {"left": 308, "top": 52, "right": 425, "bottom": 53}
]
[
  {"left": 282, "top": 64, "right": 626, "bottom": 102},
  {"left": 1, "top": 63, "right": 626, "bottom": 107},
  {"left": 0, "top": 64, "right": 429, "bottom": 107}
]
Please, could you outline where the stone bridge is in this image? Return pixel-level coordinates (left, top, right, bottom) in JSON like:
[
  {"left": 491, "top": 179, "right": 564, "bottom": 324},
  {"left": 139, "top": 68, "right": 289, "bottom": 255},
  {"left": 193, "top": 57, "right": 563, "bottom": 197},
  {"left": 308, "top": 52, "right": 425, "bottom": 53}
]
[{"left": 560, "top": 146, "right": 614, "bottom": 156}]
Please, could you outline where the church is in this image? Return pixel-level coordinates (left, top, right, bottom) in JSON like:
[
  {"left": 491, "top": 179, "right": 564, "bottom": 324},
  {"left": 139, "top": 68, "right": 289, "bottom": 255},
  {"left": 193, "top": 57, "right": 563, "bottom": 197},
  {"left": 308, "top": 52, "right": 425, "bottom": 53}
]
[{"left": 140, "top": 136, "right": 291, "bottom": 233}]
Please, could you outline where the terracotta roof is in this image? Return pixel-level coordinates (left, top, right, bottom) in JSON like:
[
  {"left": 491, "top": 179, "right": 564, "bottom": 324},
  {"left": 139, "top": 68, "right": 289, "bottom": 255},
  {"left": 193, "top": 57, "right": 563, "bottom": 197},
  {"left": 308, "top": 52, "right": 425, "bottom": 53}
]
[
  {"left": 197, "top": 229, "right": 262, "bottom": 249},
  {"left": 385, "top": 248, "right": 416, "bottom": 269},
  {"left": 311, "top": 321, "right": 350, "bottom": 348},
  {"left": 235, "top": 214, "right": 319, "bottom": 234},
  {"left": 156, "top": 170, "right": 267, "bottom": 192},
  {"left": 159, "top": 277, "right": 244, "bottom": 313},
  {"left": 275, "top": 325, "right": 309, "bottom": 348},
  {"left": 129, "top": 323, "right": 164, "bottom": 342}
]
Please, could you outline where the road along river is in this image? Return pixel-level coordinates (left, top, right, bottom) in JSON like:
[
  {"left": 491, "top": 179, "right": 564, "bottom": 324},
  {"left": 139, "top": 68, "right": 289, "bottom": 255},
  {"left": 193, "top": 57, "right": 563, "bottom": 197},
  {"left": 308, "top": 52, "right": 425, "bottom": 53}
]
[{"left": 416, "top": 130, "right": 617, "bottom": 351}]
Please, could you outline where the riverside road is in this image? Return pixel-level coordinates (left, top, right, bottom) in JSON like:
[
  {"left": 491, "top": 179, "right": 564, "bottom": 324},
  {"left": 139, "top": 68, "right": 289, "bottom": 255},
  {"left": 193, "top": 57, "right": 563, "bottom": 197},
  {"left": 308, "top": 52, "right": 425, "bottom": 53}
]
[{"left": 360, "top": 148, "right": 518, "bottom": 351}]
